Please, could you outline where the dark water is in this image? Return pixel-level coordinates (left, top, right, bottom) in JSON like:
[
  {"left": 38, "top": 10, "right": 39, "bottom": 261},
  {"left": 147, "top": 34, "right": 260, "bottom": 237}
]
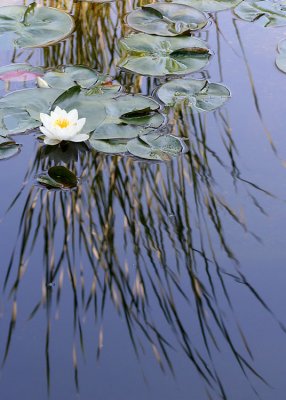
[{"left": 1, "top": 2, "right": 286, "bottom": 399}]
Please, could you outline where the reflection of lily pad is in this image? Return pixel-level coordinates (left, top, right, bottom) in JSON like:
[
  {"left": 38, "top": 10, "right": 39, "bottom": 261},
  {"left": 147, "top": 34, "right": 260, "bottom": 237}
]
[
  {"left": 118, "top": 33, "right": 211, "bottom": 76},
  {"left": 276, "top": 38, "right": 286, "bottom": 73},
  {"left": 126, "top": 3, "right": 208, "bottom": 36},
  {"left": 234, "top": 1, "right": 286, "bottom": 27},
  {"left": 38, "top": 65, "right": 121, "bottom": 94},
  {"left": 0, "top": 64, "right": 44, "bottom": 82},
  {"left": 0, "top": 135, "right": 21, "bottom": 160},
  {"left": 156, "top": 78, "right": 230, "bottom": 111},
  {"left": 127, "top": 133, "right": 184, "bottom": 161},
  {"left": 0, "top": 4, "right": 75, "bottom": 48},
  {"left": 166, "top": 0, "right": 242, "bottom": 12}
]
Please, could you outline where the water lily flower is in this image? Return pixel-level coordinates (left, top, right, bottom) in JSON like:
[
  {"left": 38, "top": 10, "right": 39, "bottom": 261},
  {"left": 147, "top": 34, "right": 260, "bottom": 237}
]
[{"left": 40, "top": 106, "right": 88, "bottom": 146}]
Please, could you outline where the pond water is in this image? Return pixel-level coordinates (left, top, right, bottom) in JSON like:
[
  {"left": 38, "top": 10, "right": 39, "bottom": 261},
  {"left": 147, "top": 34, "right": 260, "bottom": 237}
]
[{"left": 0, "top": 1, "right": 286, "bottom": 399}]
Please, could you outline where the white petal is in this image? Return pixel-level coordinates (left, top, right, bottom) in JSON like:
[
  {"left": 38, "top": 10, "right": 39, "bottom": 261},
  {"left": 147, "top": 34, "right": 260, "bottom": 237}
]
[
  {"left": 70, "top": 134, "right": 89, "bottom": 143},
  {"left": 40, "top": 126, "right": 56, "bottom": 138},
  {"left": 44, "top": 137, "right": 61, "bottom": 145},
  {"left": 74, "top": 118, "right": 86, "bottom": 133},
  {"left": 68, "top": 109, "right": 78, "bottom": 123},
  {"left": 40, "top": 113, "right": 52, "bottom": 127}
]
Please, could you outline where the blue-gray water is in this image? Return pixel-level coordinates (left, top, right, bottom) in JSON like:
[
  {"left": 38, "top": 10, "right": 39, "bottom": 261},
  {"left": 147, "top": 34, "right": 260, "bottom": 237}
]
[{"left": 0, "top": 2, "right": 286, "bottom": 399}]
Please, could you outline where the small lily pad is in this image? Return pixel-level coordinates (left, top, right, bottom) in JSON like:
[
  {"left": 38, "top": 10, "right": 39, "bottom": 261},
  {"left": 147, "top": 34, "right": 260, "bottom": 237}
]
[
  {"left": 126, "top": 3, "right": 208, "bottom": 36},
  {"left": 0, "top": 135, "right": 21, "bottom": 160},
  {"left": 118, "top": 33, "right": 211, "bottom": 76},
  {"left": 234, "top": 1, "right": 286, "bottom": 27},
  {"left": 37, "top": 166, "right": 78, "bottom": 189},
  {"left": 156, "top": 78, "right": 230, "bottom": 111}
]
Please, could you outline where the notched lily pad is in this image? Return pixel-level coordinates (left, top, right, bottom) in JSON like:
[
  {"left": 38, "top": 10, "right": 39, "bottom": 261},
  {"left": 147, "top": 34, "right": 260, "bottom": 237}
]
[
  {"left": 234, "top": 0, "right": 286, "bottom": 27},
  {"left": 165, "top": 0, "right": 242, "bottom": 12},
  {"left": 37, "top": 166, "right": 78, "bottom": 189},
  {"left": 89, "top": 138, "right": 128, "bottom": 154},
  {"left": 156, "top": 78, "right": 231, "bottom": 111},
  {"left": 118, "top": 33, "right": 211, "bottom": 76},
  {"left": 126, "top": 3, "right": 208, "bottom": 36},
  {"left": 0, "top": 3, "right": 75, "bottom": 48}
]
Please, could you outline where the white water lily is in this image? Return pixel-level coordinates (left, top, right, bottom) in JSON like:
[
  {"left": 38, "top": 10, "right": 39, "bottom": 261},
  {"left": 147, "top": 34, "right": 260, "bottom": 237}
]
[{"left": 40, "top": 106, "right": 88, "bottom": 145}]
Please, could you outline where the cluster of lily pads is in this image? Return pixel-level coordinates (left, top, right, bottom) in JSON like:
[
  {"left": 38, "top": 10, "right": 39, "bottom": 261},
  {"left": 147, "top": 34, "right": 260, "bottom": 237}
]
[{"left": 1, "top": 0, "right": 286, "bottom": 187}]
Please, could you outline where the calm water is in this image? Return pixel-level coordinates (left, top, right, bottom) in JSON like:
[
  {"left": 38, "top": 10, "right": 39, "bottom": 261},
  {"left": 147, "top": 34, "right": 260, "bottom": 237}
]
[{"left": 0, "top": 1, "right": 286, "bottom": 399}]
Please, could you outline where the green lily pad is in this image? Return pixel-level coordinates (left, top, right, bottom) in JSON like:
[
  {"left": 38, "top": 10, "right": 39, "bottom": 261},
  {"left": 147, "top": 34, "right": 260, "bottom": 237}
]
[
  {"left": 166, "top": 0, "right": 242, "bottom": 12},
  {"left": 156, "top": 78, "right": 230, "bottom": 111},
  {"left": 0, "top": 64, "right": 44, "bottom": 82},
  {"left": 126, "top": 133, "right": 184, "bottom": 161},
  {"left": 0, "top": 135, "right": 21, "bottom": 160},
  {"left": 234, "top": 1, "right": 286, "bottom": 27},
  {"left": 53, "top": 87, "right": 164, "bottom": 139},
  {"left": 276, "top": 38, "right": 286, "bottom": 73},
  {"left": 37, "top": 166, "right": 78, "bottom": 189},
  {"left": 0, "top": 3, "right": 75, "bottom": 48},
  {"left": 126, "top": 3, "right": 208, "bottom": 36},
  {"left": 38, "top": 65, "right": 121, "bottom": 94},
  {"left": 118, "top": 33, "right": 211, "bottom": 76},
  {"left": 89, "top": 138, "right": 128, "bottom": 154},
  {"left": 0, "top": 84, "right": 164, "bottom": 139}
]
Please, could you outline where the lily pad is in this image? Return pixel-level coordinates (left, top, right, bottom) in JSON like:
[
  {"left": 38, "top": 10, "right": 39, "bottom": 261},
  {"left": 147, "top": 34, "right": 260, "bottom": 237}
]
[
  {"left": 0, "top": 3, "right": 75, "bottom": 48},
  {"left": 126, "top": 3, "right": 208, "bottom": 36},
  {"left": 0, "top": 64, "right": 44, "bottom": 82},
  {"left": 276, "top": 38, "right": 286, "bottom": 73},
  {"left": 0, "top": 135, "right": 21, "bottom": 160},
  {"left": 53, "top": 87, "right": 164, "bottom": 139},
  {"left": 166, "top": 0, "right": 242, "bottom": 12},
  {"left": 37, "top": 166, "right": 78, "bottom": 189},
  {"left": 89, "top": 138, "right": 128, "bottom": 154},
  {"left": 118, "top": 33, "right": 211, "bottom": 76},
  {"left": 127, "top": 133, "right": 184, "bottom": 161},
  {"left": 156, "top": 78, "right": 230, "bottom": 111},
  {"left": 38, "top": 65, "right": 121, "bottom": 95},
  {"left": 234, "top": 1, "right": 286, "bottom": 27},
  {"left": 0, "top": 85, "right": 164, "bottom": 139}
]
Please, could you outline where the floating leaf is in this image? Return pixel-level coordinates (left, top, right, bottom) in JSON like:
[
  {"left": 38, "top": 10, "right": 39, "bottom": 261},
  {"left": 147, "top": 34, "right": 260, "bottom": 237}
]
[
  {"left": 234, "top": 0, "right": 286, "bottom": 26},
  {"left": 53, "top": 89, "right": 164, "bottom": 139},
  {"left": 156, "top": 78, "right": 230, "bottom": 111},
  {"left": 37, "top": 166, "right": 78, "bottom": 189},
  {"left": 0, "top": 88, "right": 63, "bottom": 135},
  {"left": 38, "top": 65, "right": 121, "bottom": 94},
  {"left": 0, "top": 135, "right": 21, "bottom": 160},
  {"left": 0, "top": 64, "right": 44, "bottom": 82},
  {"left": 276, "top": 38, "right": 286, "bottom": 72},
  {"left": 89, "top": 138, "right": 128, "bottom": 154},
  {"left": 166, "top": 0, "right": 242, "bottom": 12},
  {"left": 127, "top": 133, "right": 184, "bottom": 161},
  {"left": 118, "top": 33, "right": 211, "bottom": 76},
  {"left": 0, "top": 4, "right": 75, "bottom": 48},
  {"left": 126, "top": 3, "right": 208, "bottom": 36}
]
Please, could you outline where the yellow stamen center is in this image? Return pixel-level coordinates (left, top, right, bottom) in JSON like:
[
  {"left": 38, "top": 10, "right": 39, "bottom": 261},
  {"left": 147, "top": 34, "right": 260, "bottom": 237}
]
[{"left": 54, "top": 118, "right": 70, "bottom": 129}]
